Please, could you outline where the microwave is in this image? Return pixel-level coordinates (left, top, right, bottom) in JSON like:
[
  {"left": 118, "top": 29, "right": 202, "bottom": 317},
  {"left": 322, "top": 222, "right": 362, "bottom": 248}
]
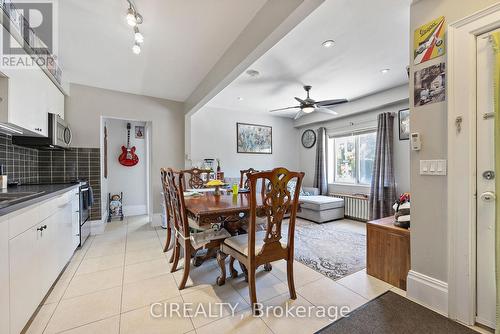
[{"left": 13, "top": 113, "right": 72, "bottom": 149}]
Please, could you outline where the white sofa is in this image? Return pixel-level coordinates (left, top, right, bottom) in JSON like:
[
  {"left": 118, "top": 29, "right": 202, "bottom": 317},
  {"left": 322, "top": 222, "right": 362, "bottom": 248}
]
[{"left": 298, "top": 187, "right": 345, "bottom": 224}]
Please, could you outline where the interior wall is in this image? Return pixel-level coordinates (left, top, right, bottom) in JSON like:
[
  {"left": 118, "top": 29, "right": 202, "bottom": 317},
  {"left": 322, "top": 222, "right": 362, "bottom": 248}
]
[
  {"left": 65, "top": 84, "right": 185, "bottom": 217},
  {"left": 409, "top": 0, "right": 498, "bottom": 288},
  {"left": 298, "top": 101, "right": 410, "bottom": 196},
  {"left": 105, "top": 118, "right": 147, "bottom": 216},
  {"left": 190, "top": 106, "right": 299, "bottom": 178}
]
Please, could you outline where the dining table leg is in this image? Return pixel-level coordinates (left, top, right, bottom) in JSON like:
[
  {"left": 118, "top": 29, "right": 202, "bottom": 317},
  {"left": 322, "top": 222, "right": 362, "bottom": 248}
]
[
  {"left": 229, "top": 256, "right": 238, "bottom": 278},
  {"left": 239, "top": 262, "right": 249, "bottom": 282},
  {"left": 216, "top": 250, "right": 227, "bottom": 286}
]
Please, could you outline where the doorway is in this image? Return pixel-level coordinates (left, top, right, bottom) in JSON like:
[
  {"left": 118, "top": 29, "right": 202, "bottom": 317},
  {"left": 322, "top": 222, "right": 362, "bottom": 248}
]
[
  {"left": 100, "top": 117, "right": 152, "bottom": 221},
  {"left": 475, "top": 30, "right": 497, "bottom": 330}
]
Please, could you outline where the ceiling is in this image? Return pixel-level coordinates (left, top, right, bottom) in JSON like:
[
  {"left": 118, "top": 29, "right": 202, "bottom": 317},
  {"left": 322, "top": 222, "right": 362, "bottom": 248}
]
[
  {"left": 58, "top": 0, "right": 267, "bottom": 101},
  {"left": 207, "top": 0, "right": 411, "bottom": 117}
]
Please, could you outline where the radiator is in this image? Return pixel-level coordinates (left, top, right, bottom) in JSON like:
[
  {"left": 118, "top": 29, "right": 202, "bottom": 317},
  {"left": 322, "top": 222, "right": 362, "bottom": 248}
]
[{"left": 332, "top": 193, "right": 370, "bottom": 221}]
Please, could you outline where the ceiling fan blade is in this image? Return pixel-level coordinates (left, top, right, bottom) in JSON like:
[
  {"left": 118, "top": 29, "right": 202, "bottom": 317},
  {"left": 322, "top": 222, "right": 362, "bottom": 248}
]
[
  {"left": 295, "top": 97, "right": 306, "bottom": 104},
  {"left": 269, "top": 106, "right": 301, "bottom": 113},
  {"left": 316, "top": 99, "right": 348, "bottom": 107},
  {"left": 315, "top": 107, "right": 338, "bottom": 115},
  {"left": 293, "top": 110, "right": 303, "bottom": 120}
]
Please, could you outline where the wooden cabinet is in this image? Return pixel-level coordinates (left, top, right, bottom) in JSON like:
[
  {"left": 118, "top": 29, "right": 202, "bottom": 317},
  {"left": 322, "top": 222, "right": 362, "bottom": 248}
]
[
  {"left": 7, "top": 188, "right": 78, "bottom": 334},
  {"left": 366, "top": 216, "right": 410, "bottom": 290}
]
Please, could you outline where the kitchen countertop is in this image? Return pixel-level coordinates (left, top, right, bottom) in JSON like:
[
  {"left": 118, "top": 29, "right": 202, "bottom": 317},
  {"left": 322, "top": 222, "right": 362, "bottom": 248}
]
[{"left": 0, "top": 183, "right": 80, "bottom": 217}]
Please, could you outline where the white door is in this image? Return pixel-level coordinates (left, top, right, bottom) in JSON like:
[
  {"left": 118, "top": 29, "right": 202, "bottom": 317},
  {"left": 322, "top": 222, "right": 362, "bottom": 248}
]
[{"left": 476, "top": 31, "right": 497, "bottom": 329}]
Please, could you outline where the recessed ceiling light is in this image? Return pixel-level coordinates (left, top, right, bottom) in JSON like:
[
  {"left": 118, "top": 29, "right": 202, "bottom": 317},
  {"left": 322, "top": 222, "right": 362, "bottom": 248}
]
[
  {"left": 246, "top": 69, "right": 260, "bottom": 77},
  {"left": 237, "top": 97, "right": 244, "bottom": 101},
  {"left": 322, "top": 40, "right": 335, "bottom": 48},
  {"left": 380, "top": 68, "right": 391, "bottom": 74}
]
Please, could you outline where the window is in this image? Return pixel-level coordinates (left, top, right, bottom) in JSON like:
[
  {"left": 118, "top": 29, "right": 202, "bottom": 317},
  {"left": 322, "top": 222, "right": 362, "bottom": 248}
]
[{"left": 327, "top": 131, "right": 377, "bottom": 185}]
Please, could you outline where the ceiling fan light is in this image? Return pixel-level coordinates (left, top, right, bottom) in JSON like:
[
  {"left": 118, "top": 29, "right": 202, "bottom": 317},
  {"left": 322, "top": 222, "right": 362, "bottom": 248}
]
[{"left": 302, "top": 106, "right": 315, "bottom": 113}]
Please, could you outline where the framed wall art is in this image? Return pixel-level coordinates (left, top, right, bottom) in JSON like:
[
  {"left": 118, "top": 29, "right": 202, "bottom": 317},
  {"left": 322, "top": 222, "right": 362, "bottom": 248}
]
[
  {"left": 236, "top": 123, "right": 272, "bottom": 154},
  {"left": 398, "top": 108, "right": 410, "bottom": 140}
]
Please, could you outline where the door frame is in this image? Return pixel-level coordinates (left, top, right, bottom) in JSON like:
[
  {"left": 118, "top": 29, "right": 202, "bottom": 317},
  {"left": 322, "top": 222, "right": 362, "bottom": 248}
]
[
  {"left": 447, "top": 3, "right": 500, "bottom": 326},
  {"left": 99, "top": 116, "right": 153, "bottom": 221}
]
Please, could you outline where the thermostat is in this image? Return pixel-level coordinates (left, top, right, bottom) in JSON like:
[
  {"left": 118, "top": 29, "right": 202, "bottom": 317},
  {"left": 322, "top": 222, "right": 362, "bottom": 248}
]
[{"left": 411, "top": 132, "right": 421, "bottom": 151}]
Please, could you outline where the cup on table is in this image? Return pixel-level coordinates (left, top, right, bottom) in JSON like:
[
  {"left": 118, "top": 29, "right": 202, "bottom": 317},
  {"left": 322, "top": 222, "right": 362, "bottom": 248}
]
[{"left": 232, "top": 183, "right": 239, "bottom": 195}]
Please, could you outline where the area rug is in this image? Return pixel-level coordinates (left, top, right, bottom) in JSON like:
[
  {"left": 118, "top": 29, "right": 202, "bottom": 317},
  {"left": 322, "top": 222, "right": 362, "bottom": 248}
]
[
  {"left": 316, "top": 291, "right": 478, "bottom": 334},
  {"left": 289, "top": 218, "right": 366, "bottom": 280}
]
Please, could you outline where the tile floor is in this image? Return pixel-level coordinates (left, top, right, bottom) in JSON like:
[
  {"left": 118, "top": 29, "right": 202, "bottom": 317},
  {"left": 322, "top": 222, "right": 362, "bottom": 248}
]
[{"left": 25, "top": 216, "right": 405, "bottom": 334}]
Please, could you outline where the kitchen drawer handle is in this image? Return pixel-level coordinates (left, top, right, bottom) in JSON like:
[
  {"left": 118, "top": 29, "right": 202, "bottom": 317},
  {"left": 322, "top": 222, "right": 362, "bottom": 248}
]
[{"left": 37, "top": 225, "right": 47, "bottom": 231}]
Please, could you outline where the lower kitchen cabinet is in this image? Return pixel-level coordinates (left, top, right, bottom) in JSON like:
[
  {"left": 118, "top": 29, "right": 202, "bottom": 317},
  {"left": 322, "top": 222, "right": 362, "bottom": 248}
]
[{"left": 5, "top": 187, "right": 79, "bottom": 334}]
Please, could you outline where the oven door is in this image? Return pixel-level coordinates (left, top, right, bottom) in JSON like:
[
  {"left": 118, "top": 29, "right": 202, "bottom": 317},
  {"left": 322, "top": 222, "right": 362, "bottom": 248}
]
[{"left": 79, "top": 186, "right": 90, "bottom": 246}]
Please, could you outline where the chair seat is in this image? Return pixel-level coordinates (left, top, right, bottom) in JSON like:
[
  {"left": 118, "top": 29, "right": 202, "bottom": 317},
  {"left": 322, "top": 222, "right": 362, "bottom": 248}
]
[{"left": 223, "top": 231, "right": 287, "bottom": 256}]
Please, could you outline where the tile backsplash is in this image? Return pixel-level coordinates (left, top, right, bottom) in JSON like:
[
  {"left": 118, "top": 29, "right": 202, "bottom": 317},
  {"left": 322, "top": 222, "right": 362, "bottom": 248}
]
[
  {"left": 0, "top": 133, "right": 39, "bottom": 184},
  {"left": 0, "top": 133, "right": 101, "bottom": 220},
  {"left": 39, "top": 148, "right": 101, "bottom": 220}
]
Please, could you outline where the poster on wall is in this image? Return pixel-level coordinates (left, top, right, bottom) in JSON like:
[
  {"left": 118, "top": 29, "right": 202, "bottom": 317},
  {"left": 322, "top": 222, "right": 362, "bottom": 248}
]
[
  {"left": 414, "top": 62, "right": 446, "bottom": 107},
  {"left": 398, "top": 108, "right": 410, "bottom": 140},
  {"left": 135, "top": 126, "right": 144, "bottom": 139},
  {"left": 237, "top": 123, "right": 272, "bottom": 154},
  {"left": 414, "top": 16, "right": 446, "bottom": 65}
]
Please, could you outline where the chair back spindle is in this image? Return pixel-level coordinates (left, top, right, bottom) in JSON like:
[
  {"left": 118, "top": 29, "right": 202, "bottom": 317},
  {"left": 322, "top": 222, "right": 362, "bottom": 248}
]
[
  {"left": 182, "top": 168, "right": 211, "bottom": 189},
  {"left": 164, "top": 169, "right": 190, "bottom": 240},
  {"left": 247, "top": 168, "right": 304, "bottom": 263}
]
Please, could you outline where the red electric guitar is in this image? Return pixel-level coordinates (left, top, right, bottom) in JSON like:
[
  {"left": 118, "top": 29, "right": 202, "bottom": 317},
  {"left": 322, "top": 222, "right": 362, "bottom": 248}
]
[{"left": 118, "top": 123, "right": 139, "bottom": 167}]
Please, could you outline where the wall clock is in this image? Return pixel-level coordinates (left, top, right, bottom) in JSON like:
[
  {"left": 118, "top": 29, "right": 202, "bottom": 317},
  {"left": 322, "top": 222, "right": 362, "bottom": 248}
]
[{"left": 301, "top": 129, "right": 316, "bottom": 148}]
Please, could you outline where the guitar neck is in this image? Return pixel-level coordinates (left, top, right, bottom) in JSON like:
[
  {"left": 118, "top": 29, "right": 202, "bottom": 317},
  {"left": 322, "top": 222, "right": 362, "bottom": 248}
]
[{"left": 127, "top": 123, "right": 131, "bottom": 148}]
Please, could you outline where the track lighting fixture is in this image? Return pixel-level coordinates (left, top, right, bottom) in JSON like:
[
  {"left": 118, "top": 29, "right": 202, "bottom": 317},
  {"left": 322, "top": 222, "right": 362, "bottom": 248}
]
[{"left": 125, "top": 1, "right": 144, "bottom": 54}]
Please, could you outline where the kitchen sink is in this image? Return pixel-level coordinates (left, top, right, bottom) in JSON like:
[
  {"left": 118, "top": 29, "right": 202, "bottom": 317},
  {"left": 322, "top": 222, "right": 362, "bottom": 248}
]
[{"left": 0, "top": 191, "right": 45, "bottom": 207}]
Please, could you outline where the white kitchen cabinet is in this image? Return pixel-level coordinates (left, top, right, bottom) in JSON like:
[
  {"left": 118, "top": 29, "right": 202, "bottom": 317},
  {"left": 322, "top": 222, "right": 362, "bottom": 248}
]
[
  {"left": 0, "top": 216, "right": 9, "bottom": 334},
  {"left": 0, "top": 25, "right": 64, "bottom": 136},
  {"left": 9, "top": 224, "right": 43, "bottom": 334},
  {"left": 8, "top": 188, "right": 78, "bottom": 334}
]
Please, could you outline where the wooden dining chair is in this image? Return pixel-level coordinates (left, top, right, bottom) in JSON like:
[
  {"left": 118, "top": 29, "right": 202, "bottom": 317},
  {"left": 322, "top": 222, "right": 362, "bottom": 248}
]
[
  {"left": 182, "top": 168, "right": 211, "bottom": 189},
  {"left": 239, "top": 168, "right": 258, "bottom": 189},
  {"left": 164, "top": 168, "right": 230, "bottom": 290},
  {"left": 160, "top": 169, "right": 175, "bottom": 262},
  {"left": 216, "top": 167, "right": 304, "bottom": 313}
]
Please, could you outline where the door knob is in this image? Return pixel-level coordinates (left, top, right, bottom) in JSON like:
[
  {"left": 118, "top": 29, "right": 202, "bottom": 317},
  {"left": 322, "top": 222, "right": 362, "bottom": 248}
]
[{"left": 480, "top": 191, "right": 496, "bottom": 202}]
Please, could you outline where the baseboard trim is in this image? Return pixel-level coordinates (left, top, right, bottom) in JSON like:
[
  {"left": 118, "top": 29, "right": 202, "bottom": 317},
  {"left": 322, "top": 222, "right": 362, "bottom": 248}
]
[
  {"left": 407, "top": 270, "right": 449, "bottom": 316},
  {"left": 123, "top": 205, "right": 147, "bottom": 217}
]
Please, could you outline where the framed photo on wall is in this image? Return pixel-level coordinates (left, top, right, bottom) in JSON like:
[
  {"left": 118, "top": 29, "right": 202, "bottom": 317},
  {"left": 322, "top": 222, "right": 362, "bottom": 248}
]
[
  {"left": 237, "top": 123, "right": 272, "bottom": 154},
  {"left": 398, "top": 108, "right": 410, "bottom": 140}
]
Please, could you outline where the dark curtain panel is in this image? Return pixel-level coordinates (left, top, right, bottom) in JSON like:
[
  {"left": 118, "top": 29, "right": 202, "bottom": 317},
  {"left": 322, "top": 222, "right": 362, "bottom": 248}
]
[
  {"left": 313, "top": 127, "right": 328, "bottom": 195},
  {"left": 369, "top": 113, "right": 396, "bottom": 219}
]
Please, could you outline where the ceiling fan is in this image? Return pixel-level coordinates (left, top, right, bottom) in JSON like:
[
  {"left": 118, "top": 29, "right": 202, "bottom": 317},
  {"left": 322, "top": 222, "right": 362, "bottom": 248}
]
[{"left": 269, "top": 85, "right": 348, "bottom": 120}]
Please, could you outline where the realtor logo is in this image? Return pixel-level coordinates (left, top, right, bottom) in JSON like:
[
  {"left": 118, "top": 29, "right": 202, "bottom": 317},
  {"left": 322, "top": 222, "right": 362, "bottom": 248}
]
[
  {"left": 0, "top": 1, "right": 59, "bottom": 76},
  {"left": 2, "top": 2, "right": 54, "bottom": 54}
]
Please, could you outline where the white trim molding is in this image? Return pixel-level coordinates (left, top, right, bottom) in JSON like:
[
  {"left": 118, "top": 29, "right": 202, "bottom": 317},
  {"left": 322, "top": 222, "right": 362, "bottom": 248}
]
[
  {"left": 123, "top": 205, "right": 148, "bottom": 217},
  {"left": 407, "top": 270, "right": 449, "bottom": 316},
  {"left": 447, "top": 3, "right": 500, "bottom": 326}
]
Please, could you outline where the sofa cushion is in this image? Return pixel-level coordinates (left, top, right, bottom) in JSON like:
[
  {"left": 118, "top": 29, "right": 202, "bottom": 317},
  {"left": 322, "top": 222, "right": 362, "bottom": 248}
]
[{"left": 299, "top": 196, "right": 344, "bottom": 211}]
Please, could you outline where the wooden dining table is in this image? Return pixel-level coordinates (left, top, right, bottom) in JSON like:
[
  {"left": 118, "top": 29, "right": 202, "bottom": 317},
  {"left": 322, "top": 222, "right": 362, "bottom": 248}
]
[
  {"left": 184, "top": 191, "right": 261, "bottom": 232},
  {"left": 183, "top": 191, "right": 264, "bottom": 267}
]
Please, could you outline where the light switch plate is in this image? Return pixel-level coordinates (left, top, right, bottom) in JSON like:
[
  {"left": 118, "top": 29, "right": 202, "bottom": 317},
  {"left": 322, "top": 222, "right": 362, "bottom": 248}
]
[{"left": 420, "top": 160, "right": 447, "bottom": 176}]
